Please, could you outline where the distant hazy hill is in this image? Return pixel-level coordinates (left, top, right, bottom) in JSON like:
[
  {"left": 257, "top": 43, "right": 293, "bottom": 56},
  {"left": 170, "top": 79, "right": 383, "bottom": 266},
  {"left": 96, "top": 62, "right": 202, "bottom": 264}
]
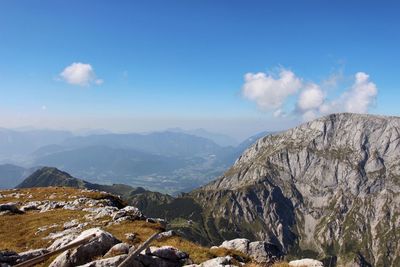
[
  {"left": 55, "top": 131, "right": 225, "bottom": 157},
  {"left": 17, "top": 167, "right": 90, "bottom": 188},
  {"left": 0, "top": 164, "right": 36, "bottom": 189},
  {"left": 17, "top": 167, "right": 173, "bottom": 214},
  {"left": 1, "top": 129, "right": 266, "bottom": 194},
  {"left": 34, "top": 146, "right": 187, "bottom": 177},
  {"left": 0, "top": 128, "right": 73, "bottom": 163},
  {"left": 167, "top": 128, "right": 238, "bottom": 147},
  {"left": 31, "top": 132, "right": 238, "bottom": 194}
]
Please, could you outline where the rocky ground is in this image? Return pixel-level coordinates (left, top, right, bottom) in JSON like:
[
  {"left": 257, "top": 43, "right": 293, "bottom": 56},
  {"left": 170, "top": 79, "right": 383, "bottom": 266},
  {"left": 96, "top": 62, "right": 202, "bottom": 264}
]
[{"left": 0, "top": 187, "right": 321, "bottom": 267}]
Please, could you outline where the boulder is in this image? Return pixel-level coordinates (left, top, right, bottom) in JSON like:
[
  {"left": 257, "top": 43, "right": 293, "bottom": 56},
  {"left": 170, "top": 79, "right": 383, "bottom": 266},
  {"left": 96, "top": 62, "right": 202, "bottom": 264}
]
[
  {"left": 248, "top": 241, "right": 283, "bottom": 263},
  {"left": 184, "top": 256, "right": 236, "bottom": 267},
  {"left": 94, "top": 207, "right": 118, "bottom": 219},
  {"left": 157, "top": 230, "right": 176, "bottom": 239},
  {"left": 137, "top": 254, "right": 185, "bottom": 267},
  {"left": 219, "top": 238, "right": 283, "bottom": 263},
  {"left": 219, "top": 238, "right": 249, "bottom": 254},
  {"left": 0, "top": 249, "right": 48, "bottom": 265},
  {"left": 49, "top": 228, "right": 120, "bottom": 267},
  {"left": 0, "top": 203, "right": 24, "bottom": 214},
  {"left": 16, "top": 249, "right": 49, "bottom": 264},
  {"left": 289, "top": 258, "right": 324, "bottom": 267},
  {"left": 112, "top": 206, "right": 144, "bottom": 222},
  {"left": 0, "top": 250, "right": 19, "bottom": 265},
  {"left": 77, "top": 255, "right": 128, "bottom": 267},
  {"left": 145, "top": 246, "right": 188, "bottom": 261},
  {"left": 39, "top": 201, "right": 66, "bottom": 212},
  {"left": 20, "top": 201, "right": 41, "bottom": 212},
  {"left": 63, "top": 220, "right": 79, "bottom": 229},
  {"left": 48, "top": 233, "right": 79, "bottom": 251},
  {"left": 104, "top": 243, "right": 130, "bottom": 257},
  {"left": 45, "top": 227, "right": 81, "bottom": 240}
]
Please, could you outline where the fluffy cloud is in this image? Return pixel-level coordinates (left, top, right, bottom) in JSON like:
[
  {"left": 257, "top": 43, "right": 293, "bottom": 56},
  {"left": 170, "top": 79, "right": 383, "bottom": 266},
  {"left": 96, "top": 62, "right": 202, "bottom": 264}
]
[
  {"left": 344, "top": 72, "right": 377, "bottom": 113},
  {"left": 60, "top": 62, "right": 103, "bottom": 86},
  {"left": 242, "top": 69, "right": 302, "bottom": 110},
  {"left": 273, "top": 109, "right": 285, "bottom": 117},
  {"left": 317, "top": 72, "right": 377, "bottom": 117},
  {"left": 242, "top": 67, "right": 378, "bottom": 121},
  {"left": 297, "top": 84, "right": 324, "bottom": 111},
  {"left": 302, "top": 110, "right": 318, "bottom": 121}
]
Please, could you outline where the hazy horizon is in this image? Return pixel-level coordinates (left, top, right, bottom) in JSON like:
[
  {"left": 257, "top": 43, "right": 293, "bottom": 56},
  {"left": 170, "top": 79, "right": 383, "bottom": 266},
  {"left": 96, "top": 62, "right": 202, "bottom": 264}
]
[
  {"left": 0, "top": 115, "right": 295, "bottom": 141},
  {"left": 1, "top": 1, "right": 399, "bottom": 140}
]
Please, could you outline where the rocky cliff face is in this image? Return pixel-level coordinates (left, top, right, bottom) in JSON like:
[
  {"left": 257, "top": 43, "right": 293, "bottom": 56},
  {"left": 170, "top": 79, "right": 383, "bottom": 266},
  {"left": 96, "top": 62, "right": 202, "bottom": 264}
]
[{"left": 188, "top": 113, "right": 400, "bottom": 266}]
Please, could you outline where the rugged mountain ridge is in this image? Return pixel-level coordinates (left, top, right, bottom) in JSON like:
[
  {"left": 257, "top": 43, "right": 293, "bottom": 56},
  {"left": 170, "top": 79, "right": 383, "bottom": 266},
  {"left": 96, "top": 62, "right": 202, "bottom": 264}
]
[{"left": 155, "top": 113, "right": 400, "bottom": 266}]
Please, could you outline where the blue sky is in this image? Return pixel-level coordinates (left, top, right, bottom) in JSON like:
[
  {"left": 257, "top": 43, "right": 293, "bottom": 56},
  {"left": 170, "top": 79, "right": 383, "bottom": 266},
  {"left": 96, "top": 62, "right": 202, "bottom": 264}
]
[{"left": 0, "top": 0, "right": 399, "bottom": 139}]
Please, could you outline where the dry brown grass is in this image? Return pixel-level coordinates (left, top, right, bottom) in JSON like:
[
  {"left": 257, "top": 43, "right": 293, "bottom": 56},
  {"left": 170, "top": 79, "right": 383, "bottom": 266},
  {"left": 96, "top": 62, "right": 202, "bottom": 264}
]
[
  {"left": 155, "top": 236, "right": 212, "bottom": 263},
  {"left": 105, "top": 220, "right": 164, "bottom": 245},
  {"left": 0, "top": 187, "right": 256, "bottom": 266},
  {"left": 0, "top": 187, "right": 110, "bottom": 205},
  {"left": 0, "top": 187, "right": 112, "bottom": 253},
  {"left": 0, "top": 209, "right": 86, "bottom": 251}
]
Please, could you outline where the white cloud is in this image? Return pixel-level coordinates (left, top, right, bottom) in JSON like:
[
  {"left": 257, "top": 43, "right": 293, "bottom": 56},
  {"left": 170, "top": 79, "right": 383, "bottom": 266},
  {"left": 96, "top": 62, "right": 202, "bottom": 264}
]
[
  {"left": 317, "top": 72, "right": 377, "bottom": 116},
  {"left": 297, "top": 84, "right": 324, "bottom": 111},
  {"left": 302, "top": 110, "right": 318, "bottom": 121},
  {"left": 242, "top": 67, "right": 378, "bottom": 122},
  {"left": 60, "top": 62, "right": 103, "bottom": 86},
  {"left": 321, "top": 71, "right": 343, "bottom": 89},
  {"left": 242, "top": 68, "right": 302, "bottom": 110},
  {"left": 344, "top": 72, "right": 377, "bottom": 113},
  {"left": 273, "top": 109, "right": 285, "bottom": 117}
]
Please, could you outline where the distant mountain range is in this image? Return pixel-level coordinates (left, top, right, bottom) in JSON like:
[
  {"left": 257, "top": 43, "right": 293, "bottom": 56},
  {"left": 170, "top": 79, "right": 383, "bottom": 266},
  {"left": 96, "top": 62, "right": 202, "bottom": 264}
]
[
  {"left": 0, "top": 128, "right": 73, "bottom": 163},
  {"left": 0, "top": 164, "right": 38, "bottom": 189},
  {"left": 166, "top": 128, "right": 239, "bottom": 146},
  {"left": 0, "top": 128, "right": 270, "bottom": 194}
]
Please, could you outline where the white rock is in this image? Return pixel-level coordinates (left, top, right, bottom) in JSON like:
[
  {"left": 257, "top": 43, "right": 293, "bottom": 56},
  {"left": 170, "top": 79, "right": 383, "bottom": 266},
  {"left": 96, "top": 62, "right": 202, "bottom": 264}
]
[
  {"left": 0, "top": 248, "right": 48, "bottom": 265},
  {"left": 185, "top": 256, "right": 236, "bottom": 267},
  {"left": 289, "top": 258, "right": 324, "bottom": 267},
  {"left": 145, "top": 246, "right": 188, "bottom": 261},
  {"left": 76, "top": 255, "right": 128, "bottom": 267},
  {"left": 104, "top": 243, "right": 130, "bottom": 257},
  {"left": 0, "top": 202, "right": 24, "bottom": 214},
  {"left": 157, "top": 230, "right": 176, "bottom": 239},
  {"left": 220, "top": 238, "right": 249, "bottom": 254},
  {"left": 20, "top": 201, "right": 42, "bottom": 212},
  {"left": 49, "top": 228, "right": 120, "bottom": 267},
  {"left": 48, "top": 233, "right": 79, "bottom": 251},
  {"left": 63, "top": 220, "right": 79, "bottom": 229}
]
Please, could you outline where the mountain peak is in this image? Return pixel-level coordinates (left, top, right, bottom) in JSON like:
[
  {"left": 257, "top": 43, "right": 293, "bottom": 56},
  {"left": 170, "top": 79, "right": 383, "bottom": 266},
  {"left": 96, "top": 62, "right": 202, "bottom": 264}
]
[
  {"left": 16, "top": 167, "right": 87, "bottom": 189},
  {"left": 176, "top": 113, "right": 400, "bottom": 265}
]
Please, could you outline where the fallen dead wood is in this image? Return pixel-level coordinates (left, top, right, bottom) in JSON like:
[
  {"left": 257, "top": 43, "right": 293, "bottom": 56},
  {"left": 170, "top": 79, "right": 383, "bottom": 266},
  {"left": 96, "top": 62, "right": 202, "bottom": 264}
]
[
  {"left": 117, "top": 232, "right": 161, "bottom": 267},
  {"left": 13, "top": 233, "right": 97, "bottom": 267}
]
